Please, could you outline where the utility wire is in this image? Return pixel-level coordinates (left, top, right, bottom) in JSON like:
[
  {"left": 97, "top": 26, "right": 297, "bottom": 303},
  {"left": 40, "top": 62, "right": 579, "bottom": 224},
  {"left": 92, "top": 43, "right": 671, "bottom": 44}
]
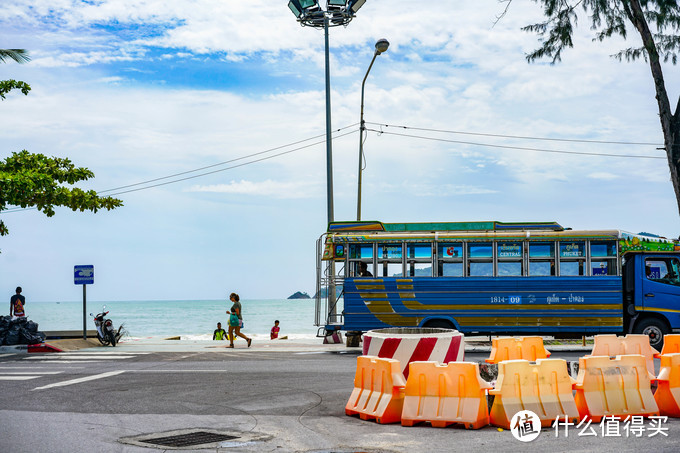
[
  {"left": 364, "top": 128, "right": 666, "bottom": 159},
  {"left": 99, "top": 123, "right": 358, "bottom": 194},
  {"left": 366, "top": 122, "right": 663, "bottom": 147},
  {"left": 0, "top": 126, "right": 358, "bottom": 214},
  {"left": 106, "top": 129, "right": 357, "bottom": 196}
]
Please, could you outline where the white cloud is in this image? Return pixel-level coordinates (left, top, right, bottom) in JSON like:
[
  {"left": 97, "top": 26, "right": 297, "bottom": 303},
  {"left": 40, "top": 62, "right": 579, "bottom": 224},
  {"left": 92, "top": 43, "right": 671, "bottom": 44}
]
[
  {"left": 187, "top": 179, "right": 321, "bottom": 199},
  {"left": 588, "top": 172, "right": 621, "bottom": 181}
]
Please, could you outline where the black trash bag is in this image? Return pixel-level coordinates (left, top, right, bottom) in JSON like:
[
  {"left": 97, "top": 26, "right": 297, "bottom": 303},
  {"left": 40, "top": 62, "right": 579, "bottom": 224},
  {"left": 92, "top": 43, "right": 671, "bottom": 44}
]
[
  {"left": 18, "top": 327, "right": 43, "bottom": 345},
  {"left": 26, "top": 320, "right": 39, "bottom": 333},
  {"left": 0, "top": 315, "right": 10, "bottom": 331},
  {"left": 0, "top": 331, "right": 7, "bottom": 346},
  {"left": 4, "top": 329, "right": 20, "bottom": 345},
  {"left": 11, "top": 316, "right": 28, "bottom": 328}
]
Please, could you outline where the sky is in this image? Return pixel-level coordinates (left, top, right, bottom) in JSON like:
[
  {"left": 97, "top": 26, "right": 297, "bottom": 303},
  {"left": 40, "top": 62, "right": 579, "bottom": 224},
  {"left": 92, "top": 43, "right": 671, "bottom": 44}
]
[{"left": 0, "top": 0, "right": 678, "bottom": 303}]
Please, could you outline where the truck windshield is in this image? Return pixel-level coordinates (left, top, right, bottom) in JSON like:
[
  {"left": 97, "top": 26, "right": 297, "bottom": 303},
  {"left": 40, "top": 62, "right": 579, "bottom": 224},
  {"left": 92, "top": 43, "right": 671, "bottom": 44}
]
[{"left": 645, "top": 258, "right": 680, "bottom": 286}]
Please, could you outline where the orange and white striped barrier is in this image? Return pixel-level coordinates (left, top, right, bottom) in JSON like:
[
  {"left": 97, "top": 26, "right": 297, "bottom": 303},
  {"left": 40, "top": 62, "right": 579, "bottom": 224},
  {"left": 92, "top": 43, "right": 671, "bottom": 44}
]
[
  {"left": 590, "top": 334, "right": 658, "bottom": 375},
  {"left": 489, "top": 359, "right": 578, "bottom": 428},
  {"left": 574, "top": 354, "right": 658, "bottom": 422},
  {"left": 345, "top": 355, "right": 406, "bottom": 424},
  {"left": 654, "top": 352, "right": 680, "bottom": 417},
  {"left": 401, "top": 361, "right": 492, "bottom": 429},
  {"left": 362, "top": 328, "right": 464, "bottom": 379},
  {"left": 485, "top": 336, "right": 551, "bottom": 364}
]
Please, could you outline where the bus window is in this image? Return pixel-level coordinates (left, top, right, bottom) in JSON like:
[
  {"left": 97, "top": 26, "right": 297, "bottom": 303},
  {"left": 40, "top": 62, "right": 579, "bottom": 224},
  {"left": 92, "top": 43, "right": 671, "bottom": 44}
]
[
  {"left": 468, "top": 242, "right": 492, "bottom": 277},
  {"left": 560, "top": 261, "right": 585, "bottom": 276},
  {"left": 407, "top": 244, "right": 432, "bottom": 277},
  {"left": 591, "top": 261, "right": 616, "bottom": 276},
  {"left": 348, "top": 244, "right": 375, "bottom": 277},
  {"left": 441, "top": 262, "right": 463, "bottom": 277},
  {"left": 437, "top": 243, "right": 463, "bottom": 277},
  {"left": 529, "top": 242, "right": 555, "bottom": 276},
  {"left": 349, "top": 244, "right": 373, "bottom": 260},
  {"left": 379, "top": 243, "right": 403, "bottom": 277},
  {"left": 497, "top": 242, "right": 523, "bottom": 276},
  {"left": 590, "top": 241, "right": 617, "bottom": 276},
  {"left": 559, "top": 241, "right": 585, "bottom": 276}
]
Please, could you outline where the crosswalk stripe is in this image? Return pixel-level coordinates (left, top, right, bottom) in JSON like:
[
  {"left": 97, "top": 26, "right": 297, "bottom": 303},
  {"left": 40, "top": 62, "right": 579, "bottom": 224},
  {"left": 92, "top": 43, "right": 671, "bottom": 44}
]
[
  {"left": 0, "top": 353, "right": 16, "bottom": 358},
  {"left": 32, "top": 370, "right": 126, "bottom": 391}
]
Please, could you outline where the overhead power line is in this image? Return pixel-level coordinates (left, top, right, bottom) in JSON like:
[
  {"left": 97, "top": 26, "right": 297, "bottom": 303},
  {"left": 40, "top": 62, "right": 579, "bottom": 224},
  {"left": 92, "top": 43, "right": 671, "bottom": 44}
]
[
  {"left": 363, "top": 128, "right": 666, "bottom": 160},
  {"left": 0, "top": 125, "right": 358, "bottom": 214},
  {"left": 365, "top": 122, "right": 664, "bottom": 147}
]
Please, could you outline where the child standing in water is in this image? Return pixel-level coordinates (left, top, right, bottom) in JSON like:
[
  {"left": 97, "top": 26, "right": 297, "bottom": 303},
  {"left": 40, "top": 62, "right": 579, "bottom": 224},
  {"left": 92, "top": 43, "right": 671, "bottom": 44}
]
[{"left": 270, "top": 320, "right": 280, "bottom": 339}]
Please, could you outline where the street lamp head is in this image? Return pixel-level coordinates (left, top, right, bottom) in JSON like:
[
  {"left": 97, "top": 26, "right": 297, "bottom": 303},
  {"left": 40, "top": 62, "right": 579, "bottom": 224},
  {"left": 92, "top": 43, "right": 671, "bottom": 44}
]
[
  {"left": 375, "top": 38, "right": 389, "bottom": 54},
  {"left": 348, "top": 0, "right": 366, "bottom": 13}
]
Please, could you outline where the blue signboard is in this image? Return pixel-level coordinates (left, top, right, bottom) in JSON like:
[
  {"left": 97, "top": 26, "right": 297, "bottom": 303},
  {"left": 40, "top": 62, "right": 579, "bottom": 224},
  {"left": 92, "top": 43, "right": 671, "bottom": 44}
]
[{"left": 74, "top": 265, "right": 94, "bottom": 285}]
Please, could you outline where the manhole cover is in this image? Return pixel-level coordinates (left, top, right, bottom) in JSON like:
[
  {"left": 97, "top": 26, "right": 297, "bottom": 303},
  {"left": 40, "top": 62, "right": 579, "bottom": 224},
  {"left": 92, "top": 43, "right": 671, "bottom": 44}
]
[
  {"left": 120, "top": 428, "right": 272, "bottom": 450},
  {"left": 140, "top": 431, "right": 238, "bottom": 448}
]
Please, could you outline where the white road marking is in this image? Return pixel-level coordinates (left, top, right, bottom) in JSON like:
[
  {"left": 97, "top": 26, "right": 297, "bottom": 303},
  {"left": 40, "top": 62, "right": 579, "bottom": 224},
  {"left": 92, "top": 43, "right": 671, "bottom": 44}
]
[
  {"left": 0, "top": 353, "right": 16, "bottom": 358},
  {"left": 32, "top": 370, "right": 126, "bottom": 391},
  {"left": 0, "top": 376, "right": 40, "bottom": 380},
  {"left": 24, "top": 355, "right": 136, "bottom": 360},
  {"left": 1, "top": 371, "right": 63, "bottom": 375},
  {"left": 56, "top": 352, "right": 148, "bottom": 355}
]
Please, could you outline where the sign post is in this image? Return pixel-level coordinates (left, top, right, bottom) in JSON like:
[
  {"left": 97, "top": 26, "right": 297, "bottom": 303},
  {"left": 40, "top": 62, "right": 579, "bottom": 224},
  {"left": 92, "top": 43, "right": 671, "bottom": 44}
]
[{"left": 74, "top": 265, "right": 94, "bottom": 340}]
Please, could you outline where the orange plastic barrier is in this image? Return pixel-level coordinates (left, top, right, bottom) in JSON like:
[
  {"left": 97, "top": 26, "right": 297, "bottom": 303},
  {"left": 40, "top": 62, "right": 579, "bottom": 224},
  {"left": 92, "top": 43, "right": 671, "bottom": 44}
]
[
  {"left": 654, "top": 353, "right": 680, "bottom": 417},
  {"left": 485, "top": 336, "right": 551, "bottom": 364},
  {"left": 488, "top": 359, "right": 578, "bottom": 429},
  {"left": 345, "top": 355, "right": 406, "bottom": 424},
  {"left": 657, "top": 334, "right": 680, "bottom": 357},
  {"left": 401, "top": 361, "right": 492, "bottom": 429},
  {"left": 574, "top": 355, "right": 658, "bottom": 423},
  {"left": 590, "top": 334, "right": 658, "bottom": 375}
]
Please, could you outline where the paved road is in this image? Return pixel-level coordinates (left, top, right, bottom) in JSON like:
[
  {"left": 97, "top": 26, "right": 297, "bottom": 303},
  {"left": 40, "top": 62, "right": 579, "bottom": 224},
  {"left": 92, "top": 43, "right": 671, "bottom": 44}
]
[{"left": 1, "top": 347, "right": 679, "bottom": 452}]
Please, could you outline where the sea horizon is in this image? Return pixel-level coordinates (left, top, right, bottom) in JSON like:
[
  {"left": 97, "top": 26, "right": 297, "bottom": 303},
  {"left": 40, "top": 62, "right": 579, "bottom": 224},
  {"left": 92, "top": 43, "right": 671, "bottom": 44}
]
[{"left": 23, "top": 299, "right": 320, "bottom": 339}]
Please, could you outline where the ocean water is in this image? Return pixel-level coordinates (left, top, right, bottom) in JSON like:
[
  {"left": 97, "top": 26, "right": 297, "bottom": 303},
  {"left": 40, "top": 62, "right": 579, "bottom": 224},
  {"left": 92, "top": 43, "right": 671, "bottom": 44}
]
[{"left": 25, "top": 299, "right": 319, "bottom": 340}]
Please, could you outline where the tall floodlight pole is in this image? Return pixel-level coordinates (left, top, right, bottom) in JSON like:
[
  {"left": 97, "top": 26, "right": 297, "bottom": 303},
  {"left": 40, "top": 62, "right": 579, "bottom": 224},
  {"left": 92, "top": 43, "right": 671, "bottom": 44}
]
[
  {"left": 357, "top": 38, "right": 389, "bottom": 221},
  {"left": 288, "top": 0, "right": 367, "bottom": 224}
]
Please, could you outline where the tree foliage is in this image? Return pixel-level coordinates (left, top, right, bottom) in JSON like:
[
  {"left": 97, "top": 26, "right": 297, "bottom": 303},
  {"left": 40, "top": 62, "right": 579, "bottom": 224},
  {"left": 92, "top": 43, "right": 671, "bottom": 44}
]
[
  {"left": 509, "top": 0, "right": 680, "bottom": 214},
  {"left": 0, "top": 49, "right": 122, "bottom": 238}
]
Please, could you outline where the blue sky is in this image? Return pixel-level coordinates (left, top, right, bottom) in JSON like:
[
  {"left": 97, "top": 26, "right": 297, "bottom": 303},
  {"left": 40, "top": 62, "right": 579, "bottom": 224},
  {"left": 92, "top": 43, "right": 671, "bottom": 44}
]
[{"left": 1, "top": 0, "right": 678, "bottom": 303}]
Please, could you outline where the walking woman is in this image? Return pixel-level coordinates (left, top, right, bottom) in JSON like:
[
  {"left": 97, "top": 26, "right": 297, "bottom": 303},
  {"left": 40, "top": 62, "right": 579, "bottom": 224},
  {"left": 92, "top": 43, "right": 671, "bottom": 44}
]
[{"left": 226, "top": 293, "right": 252, "bottom": 348}]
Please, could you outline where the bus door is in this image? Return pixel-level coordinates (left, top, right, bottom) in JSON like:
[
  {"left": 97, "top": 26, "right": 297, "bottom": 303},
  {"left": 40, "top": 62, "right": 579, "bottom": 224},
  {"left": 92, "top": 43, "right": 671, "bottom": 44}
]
[{"left": 641, "top": 256, "right": 680, "bottom": 325}]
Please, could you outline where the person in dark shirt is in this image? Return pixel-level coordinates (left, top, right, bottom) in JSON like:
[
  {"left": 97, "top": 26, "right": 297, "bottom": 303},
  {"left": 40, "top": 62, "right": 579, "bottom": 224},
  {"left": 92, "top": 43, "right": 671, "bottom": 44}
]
[
  {"left": 358, "top": 262, "right": 373, "bottom": 277},
  {"left": 10, "top": 286, "right": 26, "bottom": 318}
]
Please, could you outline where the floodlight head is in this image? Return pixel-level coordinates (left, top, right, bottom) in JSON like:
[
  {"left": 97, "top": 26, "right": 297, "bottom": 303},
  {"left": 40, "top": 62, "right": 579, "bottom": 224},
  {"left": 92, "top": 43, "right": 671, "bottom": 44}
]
[
  {"left": 375, "top": 38, "right": 389, "bottom": 54},
  {"left": 288, "top": 0, "right": 303, "bottom": 18},
  {"left": 328, "top": 0, "right": 347, "bottom": 6},
  {"left": 348, "top": 0, "right": 366, "bottom": 13},
  {"left": 300, "top": 0, "right": 319, "bottom": 9}
]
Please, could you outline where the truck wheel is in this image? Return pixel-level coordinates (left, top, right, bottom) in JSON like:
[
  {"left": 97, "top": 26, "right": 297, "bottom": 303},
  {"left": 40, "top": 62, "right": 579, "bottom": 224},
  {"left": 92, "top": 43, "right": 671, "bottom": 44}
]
[
  {"left": 634, "top": 317, "right": 668, "bottom": 351},
  {"left": 423, "top": 319, "right": 454, "bottom": 329}
]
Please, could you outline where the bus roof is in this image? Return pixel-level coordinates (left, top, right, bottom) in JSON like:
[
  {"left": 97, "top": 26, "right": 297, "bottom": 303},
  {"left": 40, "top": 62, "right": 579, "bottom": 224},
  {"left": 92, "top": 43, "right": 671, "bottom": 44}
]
[{"left": 327, "top": 221, "right": 565, "bottom": 233}]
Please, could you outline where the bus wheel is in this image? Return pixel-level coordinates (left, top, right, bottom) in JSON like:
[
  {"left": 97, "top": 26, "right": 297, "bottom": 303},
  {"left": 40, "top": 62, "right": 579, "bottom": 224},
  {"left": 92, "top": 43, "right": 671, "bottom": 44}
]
[
  {"left": 423, "top": 319, "right": 454, "bottom": 329},
  {"left": 634, "top": 317, "right": 669, "bottom": 351}
]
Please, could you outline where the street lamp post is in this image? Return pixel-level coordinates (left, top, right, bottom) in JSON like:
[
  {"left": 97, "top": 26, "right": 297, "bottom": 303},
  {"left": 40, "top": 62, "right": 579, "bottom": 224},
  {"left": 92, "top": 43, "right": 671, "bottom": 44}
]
[
  {"left": 289, "top": 1, "right": 368, "bottom": 330},
  {"left": 357, "top": 38, "right": 389, "bottom": 221},
  {"left": 288, "top": 0, "right": 367, "bottom": 225}
]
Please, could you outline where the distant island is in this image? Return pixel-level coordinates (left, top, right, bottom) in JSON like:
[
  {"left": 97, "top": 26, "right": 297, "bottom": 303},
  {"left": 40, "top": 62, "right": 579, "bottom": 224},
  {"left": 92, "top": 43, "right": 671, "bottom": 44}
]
[{"left": 287, "top": 291, "right": 311, "bottom": 299}]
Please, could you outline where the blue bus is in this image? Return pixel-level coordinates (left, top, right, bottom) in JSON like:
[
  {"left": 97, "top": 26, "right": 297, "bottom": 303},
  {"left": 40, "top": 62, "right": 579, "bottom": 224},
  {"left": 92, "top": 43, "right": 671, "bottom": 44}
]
[{"left": 315, "top": 220, "right": 680, "bottom": 349}]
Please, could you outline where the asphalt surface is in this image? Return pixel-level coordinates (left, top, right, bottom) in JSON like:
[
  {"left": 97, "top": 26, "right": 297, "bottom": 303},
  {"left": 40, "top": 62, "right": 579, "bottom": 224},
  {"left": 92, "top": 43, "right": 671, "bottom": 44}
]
[{"left": 1, "top": 339, "right": 680, "bottom": 452}]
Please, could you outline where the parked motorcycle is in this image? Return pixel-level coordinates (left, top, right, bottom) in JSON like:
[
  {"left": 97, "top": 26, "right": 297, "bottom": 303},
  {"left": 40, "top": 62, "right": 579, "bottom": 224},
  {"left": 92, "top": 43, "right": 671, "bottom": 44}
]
[{"left": 90, "top": 307, "right": 123, "bottom": 347}]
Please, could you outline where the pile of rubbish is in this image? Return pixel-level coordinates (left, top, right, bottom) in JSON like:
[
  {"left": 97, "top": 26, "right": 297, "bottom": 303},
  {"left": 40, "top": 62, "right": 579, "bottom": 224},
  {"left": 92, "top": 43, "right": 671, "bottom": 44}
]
[{"left": 0, "top": 316, "right": 45, "bottom": 345}]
